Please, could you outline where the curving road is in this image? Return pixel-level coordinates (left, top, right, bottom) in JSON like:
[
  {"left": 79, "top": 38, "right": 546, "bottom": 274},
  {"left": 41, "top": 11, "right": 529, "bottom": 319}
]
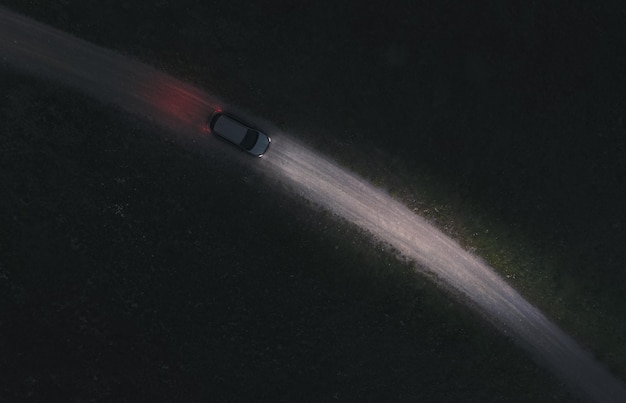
[{"left": 2, "top": 7, "right": 625, "bottom": 402}]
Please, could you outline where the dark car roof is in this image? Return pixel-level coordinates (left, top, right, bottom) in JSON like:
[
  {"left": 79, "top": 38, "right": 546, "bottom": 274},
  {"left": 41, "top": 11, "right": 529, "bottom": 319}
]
[{"left": 212, "top": 114, "right": 247, "bottom": 145}]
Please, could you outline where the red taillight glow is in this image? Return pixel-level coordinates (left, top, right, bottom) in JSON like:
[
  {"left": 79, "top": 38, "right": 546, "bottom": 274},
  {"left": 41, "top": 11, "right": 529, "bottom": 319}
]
[{"left": 131, "top": 73, "right": 220, "bottom": 136}]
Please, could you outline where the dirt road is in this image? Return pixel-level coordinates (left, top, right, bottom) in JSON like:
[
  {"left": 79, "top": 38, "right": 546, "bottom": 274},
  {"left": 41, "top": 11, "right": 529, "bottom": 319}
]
[{"left": 2, "top": 7, "right": 625, "bottom": 402}]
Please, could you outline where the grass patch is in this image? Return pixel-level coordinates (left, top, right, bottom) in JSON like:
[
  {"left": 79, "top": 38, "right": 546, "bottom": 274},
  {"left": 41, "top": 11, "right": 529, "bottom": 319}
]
[{"left": 0, "top": 70, "right": 577, "bottom": 401}]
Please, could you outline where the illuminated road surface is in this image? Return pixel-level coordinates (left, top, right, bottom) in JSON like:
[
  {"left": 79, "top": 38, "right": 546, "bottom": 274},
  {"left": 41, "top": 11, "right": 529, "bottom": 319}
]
[{"left": 2, "top": 7, "right": 625, "bottom": 402}]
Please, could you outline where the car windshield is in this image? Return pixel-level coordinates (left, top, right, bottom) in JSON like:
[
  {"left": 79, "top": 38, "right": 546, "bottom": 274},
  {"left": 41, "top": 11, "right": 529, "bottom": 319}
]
[{"left": 240, "top": 129, "right": 259, "bottom": 151}]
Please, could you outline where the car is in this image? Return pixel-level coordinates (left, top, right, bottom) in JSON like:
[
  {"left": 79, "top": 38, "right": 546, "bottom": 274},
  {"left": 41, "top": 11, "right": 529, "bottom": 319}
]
[{"left": 208, "top": 112, "right": 271, "bottom": 157}]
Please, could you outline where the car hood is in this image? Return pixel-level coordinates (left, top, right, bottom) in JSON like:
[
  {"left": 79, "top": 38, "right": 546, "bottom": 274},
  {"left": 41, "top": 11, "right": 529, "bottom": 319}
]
[{"left": 248, "top": 133, "right": 271, "bottom": 157}]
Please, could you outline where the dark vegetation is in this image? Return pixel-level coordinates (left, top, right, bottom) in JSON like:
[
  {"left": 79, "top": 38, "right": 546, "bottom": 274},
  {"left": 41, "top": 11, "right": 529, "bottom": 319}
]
[
  {"left": 1, "top": 0, "right": 625, "bottom": 398},
  {"left": 0, "top": 72, "right": 573, "bottom": 401}
]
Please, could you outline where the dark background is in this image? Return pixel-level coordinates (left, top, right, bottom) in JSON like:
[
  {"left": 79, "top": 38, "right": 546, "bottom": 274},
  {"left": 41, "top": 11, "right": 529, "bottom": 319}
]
[{"left": 2, "top": 1, "right": 625, "bottom": 401}]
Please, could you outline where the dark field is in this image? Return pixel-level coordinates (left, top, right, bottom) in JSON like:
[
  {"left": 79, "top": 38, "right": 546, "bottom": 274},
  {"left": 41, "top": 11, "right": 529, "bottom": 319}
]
[
  {"left": 1, "top": 0, "right": 625, "bottom": 400},
  {"left": 0, "top": 72, "right": 573, "bottom": 401}
]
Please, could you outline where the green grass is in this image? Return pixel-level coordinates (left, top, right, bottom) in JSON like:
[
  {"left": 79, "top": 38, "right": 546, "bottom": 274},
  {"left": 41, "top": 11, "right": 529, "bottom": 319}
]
[{"left": 0, "top": 70, "right": 576, "bottom": 401}]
